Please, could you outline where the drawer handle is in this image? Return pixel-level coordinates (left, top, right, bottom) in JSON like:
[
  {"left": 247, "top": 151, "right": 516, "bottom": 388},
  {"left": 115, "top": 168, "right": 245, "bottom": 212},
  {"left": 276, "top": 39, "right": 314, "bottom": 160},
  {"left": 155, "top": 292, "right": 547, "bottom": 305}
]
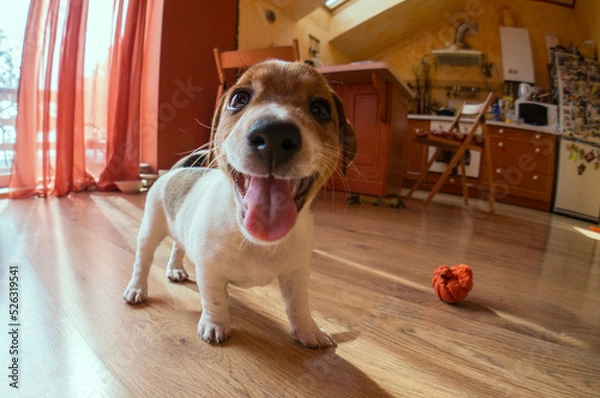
[
  {"left": 535, "top": 147, "right": 540, "bottom": 153},
  {"left": 496, "top": 168, "right": 502, "bottom": 174},
  {"left": 499, "top": 128, "right": 504, "bottom": 134},
  {"left": 533, "top": 175, "right": 539, "bottom": 181},
  {"left": 498, "top": 142, "right": 504, "bottom": 148},
  {"left": 535, "top": 134, "right": 541, "bottom": 140},
  {"left": 449, "top": 178, "right": 455, "bottom": 183}
]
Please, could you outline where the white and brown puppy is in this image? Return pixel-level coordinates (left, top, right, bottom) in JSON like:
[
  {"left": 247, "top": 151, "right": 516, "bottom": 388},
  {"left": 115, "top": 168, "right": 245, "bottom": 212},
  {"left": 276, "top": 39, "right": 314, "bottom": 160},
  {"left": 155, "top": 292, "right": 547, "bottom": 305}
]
[{"left": 123, "top": 60, "right": 356, "bottom": 348}]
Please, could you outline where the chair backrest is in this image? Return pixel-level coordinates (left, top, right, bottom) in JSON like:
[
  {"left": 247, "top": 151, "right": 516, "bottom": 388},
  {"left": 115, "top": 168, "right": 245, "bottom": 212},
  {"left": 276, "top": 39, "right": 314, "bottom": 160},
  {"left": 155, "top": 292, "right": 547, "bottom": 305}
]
[
  {"left": 462, "top": 93, "right": 494, "bottom": 116},
  {"left": 448, "top": 92, "right": 495, "bottom": 132},
  {"left": 213, "top": 39, "right": 300, "bottom": 88}
]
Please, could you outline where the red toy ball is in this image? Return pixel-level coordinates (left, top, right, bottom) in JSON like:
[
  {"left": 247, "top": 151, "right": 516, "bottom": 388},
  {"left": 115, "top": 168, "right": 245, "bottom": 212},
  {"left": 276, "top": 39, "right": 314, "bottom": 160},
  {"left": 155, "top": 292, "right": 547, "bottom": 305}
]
[{"left": 432, "top": 264, "right": 473, "bottom": 303}]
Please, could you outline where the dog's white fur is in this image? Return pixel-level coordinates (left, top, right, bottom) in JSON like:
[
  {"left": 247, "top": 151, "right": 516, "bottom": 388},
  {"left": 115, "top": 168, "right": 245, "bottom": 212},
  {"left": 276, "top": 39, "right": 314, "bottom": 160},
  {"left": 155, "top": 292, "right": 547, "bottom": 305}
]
[{"left": 123, "top": 60, "right": 356, "bottom": 348}]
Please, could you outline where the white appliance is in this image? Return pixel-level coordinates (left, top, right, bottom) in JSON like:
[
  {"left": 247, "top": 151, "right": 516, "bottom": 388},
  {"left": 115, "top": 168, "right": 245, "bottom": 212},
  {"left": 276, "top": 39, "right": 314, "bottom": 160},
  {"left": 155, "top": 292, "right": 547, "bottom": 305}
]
[
  {"left": 499, "top": 27, "right": 535, "bottom": 83},
  {"left": 427, "top": 147, "right": 481, "bottom": 178},
  {"left": 427, "top": 121, "right": 481, "bottom": 178},
  {"left": 515, "top": 99, "right": 559, "bottom": 130},
  {"left": 553, "top": 138, "right": 600, "bottom": 222},
  {"left": 551, "top": 50, "right": 600, "bottom": 222}
]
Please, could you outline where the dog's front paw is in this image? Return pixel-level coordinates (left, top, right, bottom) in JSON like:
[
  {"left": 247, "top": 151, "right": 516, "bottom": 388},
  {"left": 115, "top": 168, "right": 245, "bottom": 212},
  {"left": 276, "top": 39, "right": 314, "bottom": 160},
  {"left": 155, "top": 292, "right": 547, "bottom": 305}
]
[
  {"left": 198, "top": 318, "right": 231, "bottom": 344},
  {"left": 166, "top": 268, "right": 188, "bottom": 282},
  {"left": 292, "top": 325, "right": 335, "bottom": 349},
  {"left": 123, "top": 284, "right": 148, "bottom": 304}
]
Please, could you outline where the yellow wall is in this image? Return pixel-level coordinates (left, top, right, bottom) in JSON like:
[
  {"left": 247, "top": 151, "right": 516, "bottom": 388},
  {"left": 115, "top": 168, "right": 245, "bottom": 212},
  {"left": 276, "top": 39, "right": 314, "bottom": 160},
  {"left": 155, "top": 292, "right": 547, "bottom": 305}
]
[
  {"left": 238, "top": 0, "right": 295, "bottom": 50},
  {"left": 575, "top": 0, "right": 600, "bottom": 52},
  {"left": 238, "top": 0, "right": 351, "bottom": 65},
  {"left": 377, "top": 0, "right": 583, "bottom": 108},
  {"left": 239, "top": 0, "right": 597, "bottom": 110}
]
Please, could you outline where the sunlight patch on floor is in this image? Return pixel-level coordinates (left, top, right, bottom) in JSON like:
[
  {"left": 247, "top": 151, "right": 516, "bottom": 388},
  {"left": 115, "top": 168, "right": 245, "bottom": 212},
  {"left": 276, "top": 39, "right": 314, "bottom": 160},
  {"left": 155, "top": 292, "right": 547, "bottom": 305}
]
[
  {"left": 573, "top": 227, "right": 600, "bottom": 241},
  {"left": 489, "top": 307, "right": 589, "bottom": 350},
  {"left": 313, "top": 249, "right": 430, "bottom": 294}
]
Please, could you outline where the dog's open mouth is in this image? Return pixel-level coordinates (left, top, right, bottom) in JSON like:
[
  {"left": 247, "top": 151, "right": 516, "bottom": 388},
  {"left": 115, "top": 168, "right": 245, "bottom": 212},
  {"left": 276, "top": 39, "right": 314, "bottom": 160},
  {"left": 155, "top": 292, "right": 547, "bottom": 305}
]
[{"left": 230, "top": 169, "right": 317, "bottom": 242}]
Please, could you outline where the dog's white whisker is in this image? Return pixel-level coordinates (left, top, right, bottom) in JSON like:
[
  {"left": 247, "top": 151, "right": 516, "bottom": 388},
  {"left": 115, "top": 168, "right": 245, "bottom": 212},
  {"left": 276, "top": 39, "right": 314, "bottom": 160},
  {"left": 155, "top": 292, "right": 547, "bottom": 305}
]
[{"left": 194, "top": 118, "right": 213, "bottom": 130}]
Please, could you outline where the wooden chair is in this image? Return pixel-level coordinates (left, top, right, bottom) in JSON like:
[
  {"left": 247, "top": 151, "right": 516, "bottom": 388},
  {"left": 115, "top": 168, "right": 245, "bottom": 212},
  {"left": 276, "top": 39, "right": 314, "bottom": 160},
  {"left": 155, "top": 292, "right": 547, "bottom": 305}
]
[
  {"left": 213, "top": 39, "right": 300, "bottom": 108},
  {"left": 406, "top": 92, "right": 496, "bottom": 212}
]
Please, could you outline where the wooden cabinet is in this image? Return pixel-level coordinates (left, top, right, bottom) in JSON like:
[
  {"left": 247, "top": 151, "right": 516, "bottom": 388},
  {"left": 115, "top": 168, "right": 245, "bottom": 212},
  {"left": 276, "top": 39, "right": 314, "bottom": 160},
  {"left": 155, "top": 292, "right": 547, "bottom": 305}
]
[
  {"left": 405, "top": 119, "right": 429, "bottom": 180},
  {"left": 404, "top": 117, "right": 557, "bottom": 211},
  {"left": 319, "top": 62, "right": 413, "bottom": 197},
  {"left": 483, "top": 126, "right": 556, "bottom": 210}
]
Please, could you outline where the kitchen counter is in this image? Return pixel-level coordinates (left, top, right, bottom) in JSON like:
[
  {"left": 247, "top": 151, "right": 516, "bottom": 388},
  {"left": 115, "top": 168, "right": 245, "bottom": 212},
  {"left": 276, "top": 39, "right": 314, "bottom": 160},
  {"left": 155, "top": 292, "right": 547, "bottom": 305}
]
[
  {"left": 406, "top": 114, "right": 558, "bottom": 211},
  {"left": 318, "top": 61, "right": 415, "bottom": 100},
  {"left": 408, "top": 114, "right": 559, "bottom": 135}
]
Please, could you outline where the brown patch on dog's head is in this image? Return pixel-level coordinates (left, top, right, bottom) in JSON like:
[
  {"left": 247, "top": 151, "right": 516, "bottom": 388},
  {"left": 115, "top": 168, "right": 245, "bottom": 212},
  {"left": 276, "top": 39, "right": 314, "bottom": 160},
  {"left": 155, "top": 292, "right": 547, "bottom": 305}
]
[
  {"left": 208, "top": 60, "right": 356, "bottom": 243},
  {"left": 212, "top": 61, "right": 355, "bottom": 177}
]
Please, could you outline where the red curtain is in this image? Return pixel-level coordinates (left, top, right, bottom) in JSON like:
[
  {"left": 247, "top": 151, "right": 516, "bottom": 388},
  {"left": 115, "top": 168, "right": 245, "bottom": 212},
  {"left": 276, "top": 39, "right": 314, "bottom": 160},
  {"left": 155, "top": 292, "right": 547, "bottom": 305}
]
[
  {"left": 54, "top": 0, "right": 95, "bottom": 196},
  {"left": 97, "top": 0, "right": 146, "bottom": 191},
  {"left": 9, "top": 0, "right": 161, "bottom": 198}
]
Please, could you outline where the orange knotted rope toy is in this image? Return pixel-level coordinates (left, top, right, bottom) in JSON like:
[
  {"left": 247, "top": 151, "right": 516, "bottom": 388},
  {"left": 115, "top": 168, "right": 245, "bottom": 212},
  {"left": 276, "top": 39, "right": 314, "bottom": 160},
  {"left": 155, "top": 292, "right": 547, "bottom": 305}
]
[{"left": 432, "top": 264, "right": 473, "bottom": 303}]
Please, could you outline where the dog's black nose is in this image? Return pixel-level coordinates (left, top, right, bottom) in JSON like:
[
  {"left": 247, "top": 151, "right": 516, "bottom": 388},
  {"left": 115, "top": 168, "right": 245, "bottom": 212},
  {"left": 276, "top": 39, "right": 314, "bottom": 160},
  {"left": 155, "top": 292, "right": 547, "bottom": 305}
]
[{"left": 247, "top": 120, "right": 302, "bottom": 170}]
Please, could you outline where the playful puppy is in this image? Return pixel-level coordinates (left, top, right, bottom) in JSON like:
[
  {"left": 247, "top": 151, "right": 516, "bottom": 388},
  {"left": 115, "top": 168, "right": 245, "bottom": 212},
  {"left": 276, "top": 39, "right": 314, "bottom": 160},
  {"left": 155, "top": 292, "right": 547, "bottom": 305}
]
[{"left": 123, "top": 60, "right": 356, "bottom": 348}]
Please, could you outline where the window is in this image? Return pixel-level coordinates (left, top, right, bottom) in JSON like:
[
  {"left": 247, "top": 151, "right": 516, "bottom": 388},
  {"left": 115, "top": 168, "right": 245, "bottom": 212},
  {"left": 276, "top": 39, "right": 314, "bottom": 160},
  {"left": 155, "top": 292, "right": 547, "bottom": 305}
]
[
  {"left": 0, "top": 1, "right": 30, "bottom": 187},
  {"left": 324, "top": 0, "right": 350, "bottom": 12}
]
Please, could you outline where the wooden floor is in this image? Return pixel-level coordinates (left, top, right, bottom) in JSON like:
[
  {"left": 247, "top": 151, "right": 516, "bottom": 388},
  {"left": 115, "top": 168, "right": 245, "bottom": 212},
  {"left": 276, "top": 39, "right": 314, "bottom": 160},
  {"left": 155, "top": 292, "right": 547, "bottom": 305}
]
[{"left": 0, "top": 189, "right": 599, "bottom": 397}]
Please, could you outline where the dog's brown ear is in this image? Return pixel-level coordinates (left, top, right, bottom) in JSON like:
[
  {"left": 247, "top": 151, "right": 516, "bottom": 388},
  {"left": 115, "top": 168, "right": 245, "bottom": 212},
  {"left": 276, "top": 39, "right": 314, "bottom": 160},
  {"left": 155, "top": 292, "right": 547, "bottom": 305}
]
[
  {"left": 332, "top": 91, "right": 357, "bottom": 175},
  {"left": 208, "top": 91, "right": 229, "bottom": 166}
]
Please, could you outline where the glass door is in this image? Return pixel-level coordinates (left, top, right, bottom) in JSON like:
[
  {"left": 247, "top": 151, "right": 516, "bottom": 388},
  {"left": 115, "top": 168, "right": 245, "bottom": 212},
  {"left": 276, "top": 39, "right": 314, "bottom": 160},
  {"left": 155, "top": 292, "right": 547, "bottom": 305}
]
[{"left": 0, "top": 0, "right": 30, "bottom": 187}]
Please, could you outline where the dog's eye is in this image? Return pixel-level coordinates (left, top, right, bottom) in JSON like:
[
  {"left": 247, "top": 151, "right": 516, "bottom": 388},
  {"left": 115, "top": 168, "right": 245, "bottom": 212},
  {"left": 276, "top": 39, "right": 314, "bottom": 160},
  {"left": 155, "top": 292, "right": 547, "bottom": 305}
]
[
  {"left": 310, "top": 100, "right": 331, "bottom": 122},
  {"left": 229, "top": 90, "right": 252, "bottom": 111}
]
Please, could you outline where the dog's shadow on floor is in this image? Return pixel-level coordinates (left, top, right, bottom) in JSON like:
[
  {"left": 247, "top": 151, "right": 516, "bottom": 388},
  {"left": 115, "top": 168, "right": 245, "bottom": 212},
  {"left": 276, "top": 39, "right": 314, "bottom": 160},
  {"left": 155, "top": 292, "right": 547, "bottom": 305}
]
[
  {"left": 214, "top": 297, "right": 395, "bottom": 397},
  {"left": 158, "top": 278, "right": 394, "bottom": 395}
]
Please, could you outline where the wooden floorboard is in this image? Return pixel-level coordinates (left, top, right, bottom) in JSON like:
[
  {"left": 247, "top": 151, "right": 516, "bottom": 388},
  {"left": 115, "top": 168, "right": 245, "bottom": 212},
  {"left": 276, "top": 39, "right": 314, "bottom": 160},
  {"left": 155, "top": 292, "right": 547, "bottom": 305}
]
[{"left": 0, "top": 190, "right": 599, "bottom": 397}]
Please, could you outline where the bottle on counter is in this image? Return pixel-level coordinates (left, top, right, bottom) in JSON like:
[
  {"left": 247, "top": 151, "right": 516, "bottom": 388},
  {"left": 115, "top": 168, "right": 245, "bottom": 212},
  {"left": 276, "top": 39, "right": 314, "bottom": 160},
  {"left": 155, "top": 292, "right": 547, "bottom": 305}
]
[
  {"left": 492, "top": 100, "right": 501, "bottom": 121},
  {"left": 501, "top": 95, "right": 515, "bottom": 123}
]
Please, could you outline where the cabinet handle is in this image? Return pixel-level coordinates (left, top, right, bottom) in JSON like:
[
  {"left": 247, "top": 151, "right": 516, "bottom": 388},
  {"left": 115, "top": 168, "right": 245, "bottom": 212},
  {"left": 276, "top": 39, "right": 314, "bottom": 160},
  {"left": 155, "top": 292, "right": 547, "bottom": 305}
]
[
  {"left": 449, "top": 178, "right": 455, "bottom": 183},
  {"left": 535, "top": 134, "right": 541, "bottom": 140},
  {"left": 496, "top": 168, "right": 502, "bottom": 174},
  {"left": 533, "top": 175, "right": 539, "bottom": 181},
  {"left": 535, "top": 147, "right": 540, "bottom": 153},
  {"left": 498, "top": 142, "right": 504, "bottom": 148},
  {"left": 499, "top": 128, "right": 504, "bottom": 134}
]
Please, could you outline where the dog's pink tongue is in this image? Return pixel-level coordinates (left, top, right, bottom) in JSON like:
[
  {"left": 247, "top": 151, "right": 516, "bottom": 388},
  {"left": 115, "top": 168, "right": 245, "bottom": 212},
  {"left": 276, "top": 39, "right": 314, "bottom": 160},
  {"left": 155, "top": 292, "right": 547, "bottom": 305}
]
[{"left": 243, "top": 176, "right": 297, "bottom": 242}]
